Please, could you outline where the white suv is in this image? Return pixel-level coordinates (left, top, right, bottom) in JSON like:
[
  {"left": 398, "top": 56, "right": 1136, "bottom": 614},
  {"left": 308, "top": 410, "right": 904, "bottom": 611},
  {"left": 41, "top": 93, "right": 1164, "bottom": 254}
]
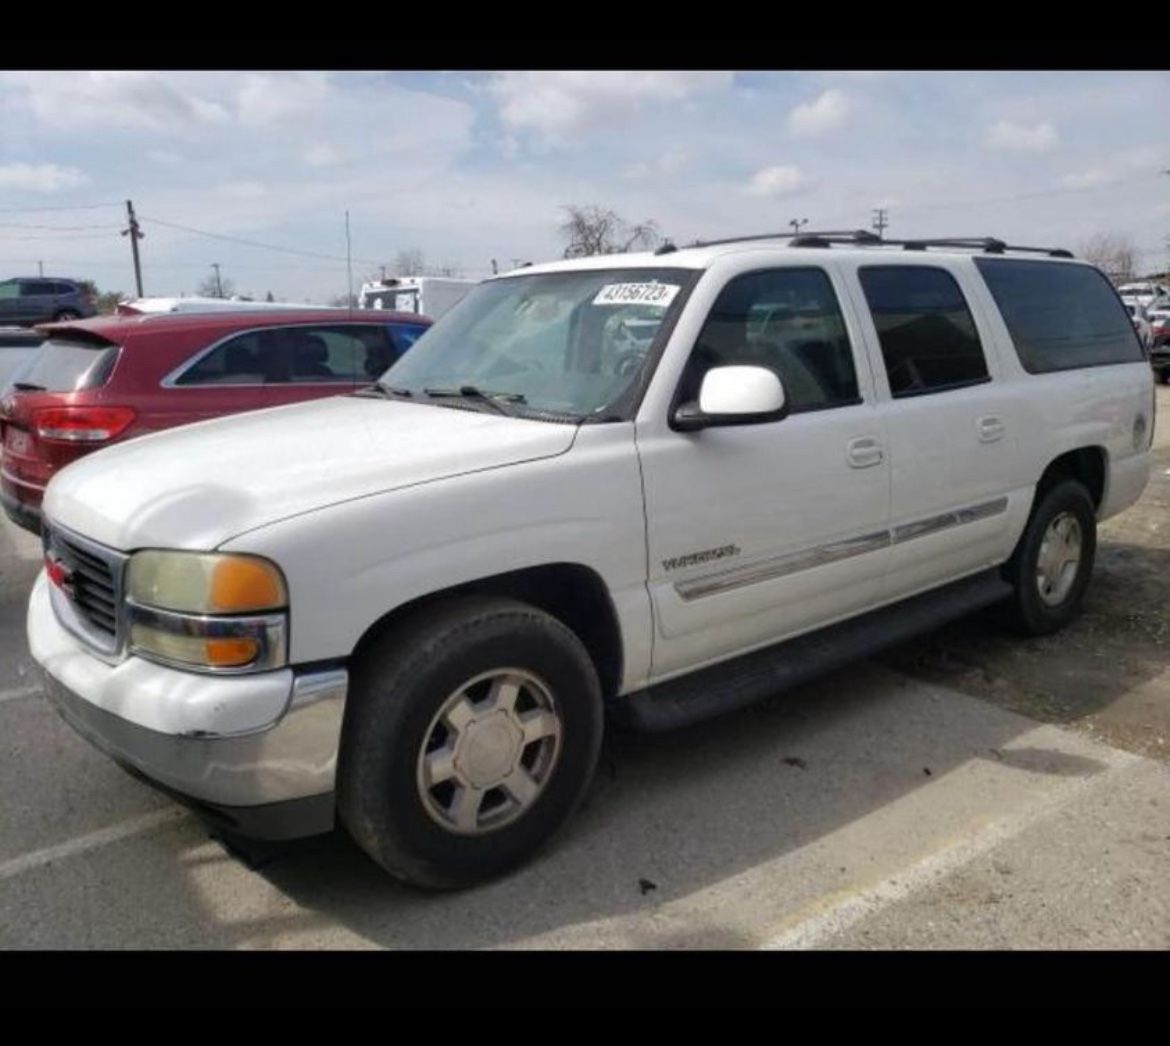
[{"left": 27, "top": 232, "right": 1154, "bottom": 888}]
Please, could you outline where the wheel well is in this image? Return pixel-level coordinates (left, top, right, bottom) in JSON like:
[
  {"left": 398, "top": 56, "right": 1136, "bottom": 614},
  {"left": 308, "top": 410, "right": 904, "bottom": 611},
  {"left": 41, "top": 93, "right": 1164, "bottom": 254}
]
[
  {"left": 1036, "top": 446, "right": 1106, "bottom": 510},
  {"left": 350, "top": 563, "right": 624, "bottom": 700}
]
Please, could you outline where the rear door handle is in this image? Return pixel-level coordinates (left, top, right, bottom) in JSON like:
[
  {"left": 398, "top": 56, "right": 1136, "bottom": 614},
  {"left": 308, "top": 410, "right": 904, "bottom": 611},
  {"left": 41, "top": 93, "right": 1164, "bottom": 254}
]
[
  {"left": 847, "top": 436, "right": 884, "bottom": 469},
  {"left": 977, "top": 415, "right": 1005, "bottom": 443}
]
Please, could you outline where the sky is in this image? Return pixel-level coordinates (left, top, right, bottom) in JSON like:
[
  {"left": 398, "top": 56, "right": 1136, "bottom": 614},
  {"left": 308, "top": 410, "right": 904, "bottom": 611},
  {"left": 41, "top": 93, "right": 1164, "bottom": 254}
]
[{"left": 1, "top": 70, "right": 1168, "bottom": 302}]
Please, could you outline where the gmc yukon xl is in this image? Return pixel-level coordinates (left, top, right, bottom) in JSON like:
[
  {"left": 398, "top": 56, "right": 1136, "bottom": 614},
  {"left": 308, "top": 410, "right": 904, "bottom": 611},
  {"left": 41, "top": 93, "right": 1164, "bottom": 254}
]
[{"left": 27, "top": 231, "right": 1153, "bottom": 888}]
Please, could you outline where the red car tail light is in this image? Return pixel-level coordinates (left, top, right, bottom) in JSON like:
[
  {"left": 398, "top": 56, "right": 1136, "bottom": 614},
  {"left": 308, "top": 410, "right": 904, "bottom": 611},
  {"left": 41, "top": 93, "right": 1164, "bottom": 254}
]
[{"left": 32, "top": 406, "right": 136, "bottom": 443}]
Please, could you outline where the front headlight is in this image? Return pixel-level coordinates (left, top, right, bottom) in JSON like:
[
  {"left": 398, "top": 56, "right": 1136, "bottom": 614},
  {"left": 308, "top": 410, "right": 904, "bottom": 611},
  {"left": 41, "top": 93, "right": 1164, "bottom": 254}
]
[{"left": 125, "top": 551, "right": 288, "bottom": 673}]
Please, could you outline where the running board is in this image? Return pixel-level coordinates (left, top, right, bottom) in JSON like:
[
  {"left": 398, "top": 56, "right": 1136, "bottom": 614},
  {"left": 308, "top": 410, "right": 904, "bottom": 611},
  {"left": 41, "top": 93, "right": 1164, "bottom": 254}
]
[{"left": 615, "top": 569, "right": 1013, "bottom": 733}]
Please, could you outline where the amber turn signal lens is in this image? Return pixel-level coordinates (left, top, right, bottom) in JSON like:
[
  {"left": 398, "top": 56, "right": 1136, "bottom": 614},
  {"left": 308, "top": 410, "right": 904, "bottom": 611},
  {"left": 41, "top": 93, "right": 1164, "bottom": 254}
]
[
  {"left": 204, "top": 636, "right": 261, "bottom": 667},
  {"left": 209, "top": 557, "right": 287, "bottom": 613}
]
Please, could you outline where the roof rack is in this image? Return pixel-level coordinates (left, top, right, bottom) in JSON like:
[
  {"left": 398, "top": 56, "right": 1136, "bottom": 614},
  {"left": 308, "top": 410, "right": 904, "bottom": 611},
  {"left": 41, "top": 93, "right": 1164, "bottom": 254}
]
[{"left": 688, "top": 230, "right": 1073, "bottom": 259}]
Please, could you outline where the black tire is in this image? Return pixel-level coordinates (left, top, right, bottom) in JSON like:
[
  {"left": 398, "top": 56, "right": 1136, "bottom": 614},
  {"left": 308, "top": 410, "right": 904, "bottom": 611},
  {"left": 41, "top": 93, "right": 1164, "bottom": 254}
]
[
  {"left": 1000, "top": 478, "right": 1097, "bottom": 636},
  {"left": 337, "top": 596, "right": 604, "bottom": 889},
  {"left": 1159, "top": 368, "right": 1170, "bottom": 385},
  {"left": 53, "top": 309, "right": 81, "bottom": 322}
]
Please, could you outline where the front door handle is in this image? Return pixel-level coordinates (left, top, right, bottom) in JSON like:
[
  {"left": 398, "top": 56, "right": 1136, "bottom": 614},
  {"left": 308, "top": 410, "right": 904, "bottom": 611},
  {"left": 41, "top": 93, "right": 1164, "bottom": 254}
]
[
  {"left": 977, "top": 415, "right": 1006, "bottom": 443},
  {"left": 847, "top": 436, "right": 884, "bottom": 469}
]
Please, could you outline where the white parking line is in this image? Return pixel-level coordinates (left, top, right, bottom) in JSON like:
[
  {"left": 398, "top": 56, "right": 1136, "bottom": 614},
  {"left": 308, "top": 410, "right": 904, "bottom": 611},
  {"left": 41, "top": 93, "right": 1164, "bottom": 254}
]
[
  {"left": 759, "top": 747, "right": 1142, "bottom": 950},
  {"left": 0, "top": 684, "right": 40, "bottom": 705},
  {"left": 0, "top": 808, "right": 189, "bottom": 883}
]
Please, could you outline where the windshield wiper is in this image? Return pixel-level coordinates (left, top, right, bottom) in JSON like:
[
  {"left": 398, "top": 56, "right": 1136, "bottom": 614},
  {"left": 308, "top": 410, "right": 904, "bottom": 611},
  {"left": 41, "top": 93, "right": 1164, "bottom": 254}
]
[
  {"left": 12, "top": 382, "right": 45, "bottom": 392},
  {"left": 355, "top": 383, "right": 414, "bottom": 400},
  {"left": 422, "top": 385, "right": 526, "bottom": 417}
]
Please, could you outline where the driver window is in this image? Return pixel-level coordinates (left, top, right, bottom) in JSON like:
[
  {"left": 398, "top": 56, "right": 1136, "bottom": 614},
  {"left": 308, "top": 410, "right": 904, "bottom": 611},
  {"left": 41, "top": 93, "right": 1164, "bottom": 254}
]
[{"left": 680, "top": 267, "right": 861, "bottom": 412}]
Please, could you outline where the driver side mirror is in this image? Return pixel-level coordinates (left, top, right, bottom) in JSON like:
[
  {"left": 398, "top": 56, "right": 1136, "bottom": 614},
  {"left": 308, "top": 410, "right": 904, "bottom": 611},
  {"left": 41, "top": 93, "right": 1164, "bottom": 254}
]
[{"left": 672, "top": 365, "right": 788, "bottom": 432}]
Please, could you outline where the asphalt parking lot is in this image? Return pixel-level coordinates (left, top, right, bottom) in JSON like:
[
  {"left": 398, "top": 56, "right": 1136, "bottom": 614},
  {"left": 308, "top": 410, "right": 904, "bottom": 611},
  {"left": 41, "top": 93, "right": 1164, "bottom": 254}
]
[{"left": 2, "top": 387, "right": 1169, "bottom": 950}]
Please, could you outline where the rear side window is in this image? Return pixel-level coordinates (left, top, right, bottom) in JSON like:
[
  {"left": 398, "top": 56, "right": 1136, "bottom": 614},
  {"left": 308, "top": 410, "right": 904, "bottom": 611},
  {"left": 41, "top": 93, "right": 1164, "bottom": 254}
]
[
  {"left": 859, "top": 266, "right": 989, "bottom": 397},
  {"left": 7, "top": 338, "right": 119, "bottom": 392},
  {"left": 974, "top": 259, "right": 1144, "bottom": 372},
  {"left": 175, "top": 324, "right": 398, "bottom": 386},
  {"left": 19, "top": 281, "right": 57, "bottom": 297}
]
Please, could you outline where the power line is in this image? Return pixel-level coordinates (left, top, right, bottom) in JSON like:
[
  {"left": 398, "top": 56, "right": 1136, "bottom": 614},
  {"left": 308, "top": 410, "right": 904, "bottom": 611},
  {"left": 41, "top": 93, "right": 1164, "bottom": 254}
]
[
  {"left": 0, "top": 201, "right": 123, "bottom": 214},
  {"left": 139, "top": 214, "right": 384, "bottom": 267},
  {"left": 0, "top": 221, "right": 123, "bottom": 231}
]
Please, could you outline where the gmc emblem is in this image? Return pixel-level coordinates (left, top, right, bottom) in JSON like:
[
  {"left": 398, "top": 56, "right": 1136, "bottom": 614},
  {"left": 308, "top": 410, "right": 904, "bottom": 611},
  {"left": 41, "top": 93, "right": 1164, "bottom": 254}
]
[{"left": 45, "top": 555, "right": 76, "bottom": 598}]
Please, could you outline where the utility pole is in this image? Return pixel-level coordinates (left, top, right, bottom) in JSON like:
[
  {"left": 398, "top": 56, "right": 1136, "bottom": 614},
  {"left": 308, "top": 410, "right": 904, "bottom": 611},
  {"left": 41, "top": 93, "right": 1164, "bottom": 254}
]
[
  {"left": 788, "top": 218, "right": 808, "bottom": 236},
  {"left": 121, "top": 199, "right": 144, "bottom": 297},
  {"left": 37, "top": 260, "right": 43, "bottom": 277},
  {"left": 872, "top": 208, "right": 889, "bottom": 241},
  {"left": 491, "top": 258, "right": 499, "bottom": 275},
  {"left": 211, "top": 263, "right": 224, "bottom": 298}
]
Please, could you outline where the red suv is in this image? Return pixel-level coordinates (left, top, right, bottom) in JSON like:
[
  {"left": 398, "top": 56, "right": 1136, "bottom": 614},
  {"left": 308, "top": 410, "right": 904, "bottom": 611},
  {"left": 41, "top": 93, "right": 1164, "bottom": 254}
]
[{"left": 0, "top": 308, "right": 430, "bottom": 534}]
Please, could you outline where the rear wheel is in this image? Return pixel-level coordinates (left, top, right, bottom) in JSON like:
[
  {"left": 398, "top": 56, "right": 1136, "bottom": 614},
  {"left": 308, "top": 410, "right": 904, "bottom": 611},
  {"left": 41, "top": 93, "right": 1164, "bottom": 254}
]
[
  {"left": 337, "top": 596, "right": 604, "bottom": 889},
  {"left": 53, "top": 309, "right": 81, "bottom": 322},
  {"left": 1000, "top": 479, "right": 1097, "bottom": 636}
]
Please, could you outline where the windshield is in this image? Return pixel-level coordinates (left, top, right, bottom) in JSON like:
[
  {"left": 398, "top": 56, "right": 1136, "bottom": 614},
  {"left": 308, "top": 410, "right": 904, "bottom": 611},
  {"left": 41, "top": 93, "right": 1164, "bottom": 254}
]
[{"left": 380, "top": 267, "right": 695, "bottom": 418}]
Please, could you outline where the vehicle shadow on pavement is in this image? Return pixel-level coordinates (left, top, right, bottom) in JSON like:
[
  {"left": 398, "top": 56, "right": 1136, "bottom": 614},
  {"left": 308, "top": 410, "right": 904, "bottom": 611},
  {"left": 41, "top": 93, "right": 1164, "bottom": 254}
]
[
  {"left": 878, "top": 540, "right": 1170, "bottom": 755},
  {"left": 238, "top": 653, "right": 1116, "bottom": 950}
]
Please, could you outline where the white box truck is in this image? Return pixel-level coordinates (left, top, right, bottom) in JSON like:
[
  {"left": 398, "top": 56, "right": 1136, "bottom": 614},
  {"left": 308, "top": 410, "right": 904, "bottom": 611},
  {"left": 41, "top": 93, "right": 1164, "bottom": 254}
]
[{"left": 359, "top": 277, "right": 478, "bottom": 320}]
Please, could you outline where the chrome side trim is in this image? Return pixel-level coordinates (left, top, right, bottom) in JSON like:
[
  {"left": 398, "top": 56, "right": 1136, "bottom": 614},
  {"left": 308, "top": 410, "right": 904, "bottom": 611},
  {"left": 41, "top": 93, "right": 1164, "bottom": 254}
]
[
  {"left": 672, "top": 496, "right": 1010, "bottom": 602},
  {"left": 675, "top": 530, "right": 891, "bottom": 602}
]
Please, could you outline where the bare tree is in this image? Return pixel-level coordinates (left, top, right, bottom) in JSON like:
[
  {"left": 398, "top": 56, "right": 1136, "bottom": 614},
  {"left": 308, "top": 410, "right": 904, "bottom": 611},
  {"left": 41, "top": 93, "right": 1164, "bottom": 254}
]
[
  {"left": 1077, "top": 233, "right": 1138, "bottom": 284},
  {"left": 394, "top": 248, "right": 426, "bottom": 276},
  {"left": 559, "top": 205, "right": 662, "bottom": 258},
  {"left": 196, "top": 273, "right": 236, "bottom": 299}
]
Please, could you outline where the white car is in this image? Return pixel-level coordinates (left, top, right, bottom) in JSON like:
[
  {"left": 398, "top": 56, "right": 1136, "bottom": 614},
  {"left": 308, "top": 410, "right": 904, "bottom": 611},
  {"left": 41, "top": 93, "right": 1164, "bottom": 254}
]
[
  {"left": 1118, "top": 281, "right": 1170, "bottom": 310},
  {"left": 28, "top": 232, "right": 1153, "bottom": 888},
  {"left": 1126, "top": 302, "right": 1154, "bottom": 350}
]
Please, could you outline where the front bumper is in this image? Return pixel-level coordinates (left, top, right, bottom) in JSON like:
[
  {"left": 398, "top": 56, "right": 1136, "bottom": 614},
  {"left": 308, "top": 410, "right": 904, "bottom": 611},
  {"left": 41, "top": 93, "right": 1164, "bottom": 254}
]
[{"left": 28, "top": 572, "right": 346, "bottom": 838}]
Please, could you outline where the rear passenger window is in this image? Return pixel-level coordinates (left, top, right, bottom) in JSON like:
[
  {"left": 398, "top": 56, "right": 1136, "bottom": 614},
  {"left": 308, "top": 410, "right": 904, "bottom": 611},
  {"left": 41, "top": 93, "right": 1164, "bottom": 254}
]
[
  {"left": 859, "top": 266, "right": 988, "bottom": 397},
  {"left": 682, "top": 268, "right": 860, "bottom": 413},
  {"left": 174, "top": 325, "right": 399, "bottom": 386},
  {"left": 974, "top": 258, "right": 1144, "bottom": 372}
]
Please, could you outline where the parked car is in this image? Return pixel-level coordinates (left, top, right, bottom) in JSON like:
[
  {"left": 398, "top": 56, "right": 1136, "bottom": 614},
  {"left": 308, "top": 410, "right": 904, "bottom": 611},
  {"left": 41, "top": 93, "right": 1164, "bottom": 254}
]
[
  {"left": 0, "top": 308, "right": 429, "bottom": 533},
  {"left": 27, "top": 234, "right": 1152, "bottom": 889},
  {"left": 1126, "top": 302, "right": 1154, "bottom": 352},
  {"left": 0, "top": 277, "right": 96, "bottom": 327},
  {"left": 1148, "top": 306, "right": 1170, "bottom": 383},
  {"left": 1118, "top": 281, "right": 1170, "bottom": 311}
]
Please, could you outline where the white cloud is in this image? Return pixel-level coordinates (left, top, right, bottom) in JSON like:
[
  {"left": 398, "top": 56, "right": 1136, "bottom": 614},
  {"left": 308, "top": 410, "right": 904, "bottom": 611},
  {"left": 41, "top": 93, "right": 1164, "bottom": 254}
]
[
  {"left": 1061, "top": 167, "right": 1112, "bottom": 189},
  {"left": 304, "top": 143, "right": 343, "bottom": 167},
  {"left": 490, "top": 71, "right": 733, "bottom": 140},
  {"left": 0, "top": 72, "right": 230, "bottom": 131},
  {"left": 146, "top": 149, "right": 182, "bottom": 164},
  {"left": 983, "top": 120, "right": 1059, "bottom": 152},
  {"left": 787, "top": 89, "right": 851, "bottom": 136},
  {"left": 236, "top": 73, "right": 330, "bottom": 127},
  {"left": 0, "top": 162, "right": 88, "bottom": 192},
  {"left": 745, "top": 165, "right": 808, "bottom": 197},
  {"left": 624, "top": 146, "right": 691, "bottom": 180}
]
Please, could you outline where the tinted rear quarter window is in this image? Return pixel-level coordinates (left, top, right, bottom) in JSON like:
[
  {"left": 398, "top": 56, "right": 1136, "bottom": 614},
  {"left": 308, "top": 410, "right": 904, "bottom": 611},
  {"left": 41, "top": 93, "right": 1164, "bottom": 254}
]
[
  {"left": 8, "top": 337, "right": 120, "bottom": 392},
  {"left": 974, "top": 259, "right": 1144, "bottom": 372},
  {"left": 859, "top": 266, "right": 989, "bottom": 397}
]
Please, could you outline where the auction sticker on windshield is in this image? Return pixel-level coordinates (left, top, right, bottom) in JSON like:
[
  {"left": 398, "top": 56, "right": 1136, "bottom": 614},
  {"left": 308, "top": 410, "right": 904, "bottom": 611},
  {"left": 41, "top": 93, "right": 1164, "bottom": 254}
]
[{"left": 593, "top": 283, "right": 680, "bottom": 308}]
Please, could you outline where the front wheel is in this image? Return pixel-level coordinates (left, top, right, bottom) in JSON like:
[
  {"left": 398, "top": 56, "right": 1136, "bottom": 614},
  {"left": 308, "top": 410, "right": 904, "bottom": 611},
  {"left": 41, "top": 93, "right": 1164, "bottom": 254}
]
[
  {"left": 1000, "top": 479, "right": 1097, "bottom": 636},
  {"left": 337, "top": 596, "right": 603, "bottom": 889}
]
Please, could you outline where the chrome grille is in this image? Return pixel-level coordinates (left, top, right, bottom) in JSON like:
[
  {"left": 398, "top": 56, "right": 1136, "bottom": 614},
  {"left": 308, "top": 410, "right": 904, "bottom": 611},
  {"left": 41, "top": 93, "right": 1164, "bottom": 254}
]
[{"left": 43, "top": 522, "right": 127, "bottom": 655}]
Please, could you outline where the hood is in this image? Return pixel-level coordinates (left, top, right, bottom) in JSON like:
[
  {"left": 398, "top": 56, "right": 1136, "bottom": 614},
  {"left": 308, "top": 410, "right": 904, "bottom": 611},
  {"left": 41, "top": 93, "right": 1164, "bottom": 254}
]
[{"left": 43, "top": 395, "right": 577, "bottom": 550}]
